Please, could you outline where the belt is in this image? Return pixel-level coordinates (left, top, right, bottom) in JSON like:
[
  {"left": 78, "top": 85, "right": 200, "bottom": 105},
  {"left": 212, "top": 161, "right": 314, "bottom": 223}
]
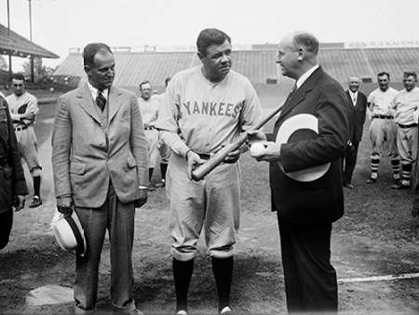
[
  {"left": 15, "top": 125, "right": 28, "bottom": 131},
  {"left": 372, "top": 115, "right": 393, "bottom": 119},
  {"left": 197, "top": 153, "right": 213, "bottom": 160},
  {"left": 144, "top": 127, "right": 155, "bottom": 130},
  {"left": 398, "top": 123, "right": 418, "bottom": 129}
]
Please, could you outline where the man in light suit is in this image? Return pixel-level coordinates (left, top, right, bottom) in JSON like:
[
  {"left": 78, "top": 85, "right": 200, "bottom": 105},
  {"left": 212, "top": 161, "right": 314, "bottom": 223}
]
[
  {"left": 249, "top": 31, "right": 350, "bottom": 313},
  {"left": 343, "top": 76, "right": 368, "bottom": 189},
  {"left": 52, "top": 42, "right": 148, "bottom": 314}
]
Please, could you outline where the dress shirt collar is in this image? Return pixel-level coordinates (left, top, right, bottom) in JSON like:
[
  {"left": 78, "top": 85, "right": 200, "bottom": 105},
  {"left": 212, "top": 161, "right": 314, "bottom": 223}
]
[
  {"left": 296, "top": 64, "right": 319, "bottom": 89},
  {"left": 87, "top": 81, "right": 109, "bottom": 100}
]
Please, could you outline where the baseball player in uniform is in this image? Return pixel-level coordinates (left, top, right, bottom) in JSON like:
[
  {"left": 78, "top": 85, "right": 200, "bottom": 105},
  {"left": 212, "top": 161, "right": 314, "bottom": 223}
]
[
  {"left": 366, "top": 71, "right": 400, "bottom": 184},
  {"left": 155, "top": 28, "right": 262, "bottom": 315},
  {"left": 6, "top": 73, "right": 43, "bottom": 208},
  {"left": 137, "top": 81, "right": 160, "bottom": 189},
  {"left": 391, "top": 71, "right": 419, "bottom": 189},
  {"left": 153, "top": 77, "right": 172, "bottom": 188}
]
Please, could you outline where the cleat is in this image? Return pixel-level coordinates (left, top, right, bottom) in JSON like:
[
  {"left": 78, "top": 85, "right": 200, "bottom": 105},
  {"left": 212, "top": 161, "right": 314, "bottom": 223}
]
[
  {"left": 366, "top": 177, "right": 376, "bottom": 184},
  {"left": 154, "top": 179, "right": 166, "bottom": 188},
  {"left": 220, "top": 306, "right": 232, "bottom": 314}
]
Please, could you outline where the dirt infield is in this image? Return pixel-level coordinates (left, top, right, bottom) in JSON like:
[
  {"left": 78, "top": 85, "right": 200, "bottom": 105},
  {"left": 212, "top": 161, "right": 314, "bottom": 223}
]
[{"left": 0, "top": 102, "right": 418, "bottom": 314}]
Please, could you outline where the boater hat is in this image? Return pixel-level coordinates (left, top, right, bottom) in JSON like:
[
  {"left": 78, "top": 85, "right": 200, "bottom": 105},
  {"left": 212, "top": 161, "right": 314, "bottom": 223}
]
[
  {"left": 52, "top": 210, "right": 86, "bottom": 256},
  {"left": 276, "top": 113, "right": 330, "bottom": 182}
]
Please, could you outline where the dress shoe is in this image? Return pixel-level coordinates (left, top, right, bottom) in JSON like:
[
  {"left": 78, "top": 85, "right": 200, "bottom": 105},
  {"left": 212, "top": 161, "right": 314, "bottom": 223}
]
[
  {"left": 366, "top": 177, "right": 377, "bottom": 184},
  {"left": 343, "top": 183, "right": 354, "bottom": 189},
  {"left": 154, "top": 179, "right": 166, "bottom": 188},
  {"left": 29, "top": 195, "right": 42, "bottom": 208}
]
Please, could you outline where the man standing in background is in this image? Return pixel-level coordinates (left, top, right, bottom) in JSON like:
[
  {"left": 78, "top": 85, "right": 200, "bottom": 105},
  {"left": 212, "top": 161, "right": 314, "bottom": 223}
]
[
  {"left": 154, "top": 76, "right": 172, "bottom": 188},
  {"left": 6, "top": 73, "right": 42, "bottom": 208},
  {"left": 391, "top": 71, "right": 419, "bottom": 189},
  {"left": 138, "top": 81, "right": 160, "bottom": 190},
  {"left": 343, "top": 76, "right": 368, "bottom": 189},
  {"left": 366, "top": 72, "right": 399, "bottom": 185}
]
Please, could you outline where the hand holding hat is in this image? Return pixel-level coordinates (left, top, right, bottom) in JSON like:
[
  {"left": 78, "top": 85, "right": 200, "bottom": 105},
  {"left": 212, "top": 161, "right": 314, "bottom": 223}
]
[{"left": 57, "top": 196, "right": 73, "bottom": 216}]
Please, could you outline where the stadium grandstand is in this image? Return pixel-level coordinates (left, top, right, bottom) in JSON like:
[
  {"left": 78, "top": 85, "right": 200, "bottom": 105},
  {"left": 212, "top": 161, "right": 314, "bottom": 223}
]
[{"left": 53, "top": 42, "right": 419, "bottom": 107}]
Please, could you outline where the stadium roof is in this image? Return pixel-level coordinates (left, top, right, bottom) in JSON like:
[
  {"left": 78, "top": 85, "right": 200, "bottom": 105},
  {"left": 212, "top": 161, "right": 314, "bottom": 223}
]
[
  {"left": 0, "top": 23, "right": 59, "bottom": 59},
  {"left": 53, "top": 47, "right": 419, "bottom": 87}
]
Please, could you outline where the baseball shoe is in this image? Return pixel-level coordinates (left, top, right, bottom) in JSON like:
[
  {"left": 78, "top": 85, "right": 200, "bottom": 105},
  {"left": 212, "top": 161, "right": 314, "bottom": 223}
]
[
  {"left": 366, "top": 177, "right": 377, "bottom": 184},
  {"left": 148, "top": 184, "right": 156, "bottom": 191},
  {"left": 155, "top": 179, "right": 166, "bottom": 188},
  {"left": 391, "top": 182, "right": 409, "bottom": 190},
  {"left": 343, "top": 183, "right": 354, "bottom": 189},
  {"left": 29, "top": 195, "right": 42, "bottom": 208},
  {"left": 176, "top": 310, "right": 187, "bottom": 315},
  {"left": 219, "top": 306, "right": 232, "bottom": 314}
]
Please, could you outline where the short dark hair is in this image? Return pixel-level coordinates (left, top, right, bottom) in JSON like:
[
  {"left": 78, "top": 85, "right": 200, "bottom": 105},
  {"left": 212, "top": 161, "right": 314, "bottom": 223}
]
[
  {"left": 11, "top": 73, "right": 25, "bottom": 81},
  {"left": 403, "top": 71, "right": 417, "bottom": 79},
  {"left": 139, "top": 81, "right": 151, "bottom": 90},
  {"left": 83, "top": 42, "right": 113, "bottom": 67},
  {"left": 196, "top": 28, "right": 231, "bottom": 56},
  {"left": 292, "top": 32, "right": 319, "bottom": 55},
  {"left": 377, "top": 71, "right": 390, "bottom": 79}
]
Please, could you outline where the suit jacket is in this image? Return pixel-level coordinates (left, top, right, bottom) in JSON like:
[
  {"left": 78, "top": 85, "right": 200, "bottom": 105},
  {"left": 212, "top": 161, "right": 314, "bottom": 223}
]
[
  {"left": 270, "top": 67, "right": 350, "bottom": 224},
  {"left": 345, "top": 90, "right": 367, "bottom": 143},
  {"left": 52, "top": 84, "right": 149, "bottom": 208}
]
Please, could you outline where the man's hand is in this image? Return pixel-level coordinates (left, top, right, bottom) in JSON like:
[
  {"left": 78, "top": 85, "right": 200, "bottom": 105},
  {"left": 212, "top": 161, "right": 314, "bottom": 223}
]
[
  {"left": 12, "top": 195, "right": 25, "bottom": 211},
  {"left": 134, "top": 189, "right": 148, "bottom": 208},
  {"left": 21, "top": 112, "right": 35, "bottom": 121},
  {"left": 56, "top": 196, "right": 73, "bottom": 216},
  {"left": 224, "top": 148, "right": 241, "bottom": 164},
  {"left": 186, "top": 151, "right": 205, "bottom": 180},
  {"left": 250, "top": 141, "right": 282, "bottom": 162},
  {"left": 247, "top": 130, "right": 267, "bottom": 145}
]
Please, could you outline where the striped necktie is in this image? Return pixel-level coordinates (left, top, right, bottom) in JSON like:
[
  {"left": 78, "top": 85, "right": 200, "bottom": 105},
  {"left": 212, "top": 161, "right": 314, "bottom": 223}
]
[{"left": 96, "top": 90, "right": 106, "bottom": 112}]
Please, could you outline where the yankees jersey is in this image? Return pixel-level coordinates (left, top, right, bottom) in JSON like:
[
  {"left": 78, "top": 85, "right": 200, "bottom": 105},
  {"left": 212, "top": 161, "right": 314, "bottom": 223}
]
[
  {"left": 155, "top": 66, "right": 262, "bottom": 156},
  {"left": 6, "top": 92, "right": 38, "bottom": 127},
  {"left": 368, "top": 87, "right": 398, "bottom": 117},
  {"left": 391, "top": 87, "right": 419, "bottom": 125},
  {"left": 137, "top": 96, "right": 159, "bottom": 126}
]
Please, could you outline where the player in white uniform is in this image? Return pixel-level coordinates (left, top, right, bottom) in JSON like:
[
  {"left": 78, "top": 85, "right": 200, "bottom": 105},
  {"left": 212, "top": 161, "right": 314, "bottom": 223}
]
[
  {"left": 6, "top": 73, "right": 42, "bottom": 208},
  {"left": 137, "top": 81, "right": 160, "bottom": 190},
  {"left": 155, "top": 28, "right": 262, "bottom": 315},
  {"left": 366, "top": 72, "right": 399, "bottom": 185},
  {"left": 153, "top": 77, "right": 172, "bottom": 188},
  {"left": 391, "top": 71, "right": 419, "bottom": 189}
]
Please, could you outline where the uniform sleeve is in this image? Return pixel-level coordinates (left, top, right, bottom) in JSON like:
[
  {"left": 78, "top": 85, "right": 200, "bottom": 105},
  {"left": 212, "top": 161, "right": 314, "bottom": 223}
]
[
  {"left": 240, "top": 80, "right": 262, "bottom": 131},
  {"left": 155, "top": 78, "right": 191, "bottom": 157},
  {"left": 21, "top": 94, "right": 39, "bottom": 126}
]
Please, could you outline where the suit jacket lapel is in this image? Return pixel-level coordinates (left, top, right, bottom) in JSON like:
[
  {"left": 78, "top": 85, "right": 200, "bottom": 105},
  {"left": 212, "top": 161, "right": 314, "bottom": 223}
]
[
  {"left": 77, "top": 84, "right": 101, "bottom": 125},
  {"left": 108, "top": 87, "right": 123, "bottom": 124},
  {"left": 278, "top": 67, "right": 323, "bottom": 122}
]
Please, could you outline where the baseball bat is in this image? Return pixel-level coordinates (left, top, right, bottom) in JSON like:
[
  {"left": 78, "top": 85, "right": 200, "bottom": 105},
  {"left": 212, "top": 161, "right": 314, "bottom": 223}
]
[{"left": 191, "top": 102, "right": 285, "bottom": 181}]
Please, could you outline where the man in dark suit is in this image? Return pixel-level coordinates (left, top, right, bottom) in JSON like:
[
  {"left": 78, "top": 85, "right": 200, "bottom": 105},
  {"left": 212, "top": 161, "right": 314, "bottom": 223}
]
[
  {"left": 343, "top": 76, "right": 368, "bottom": 189},
  {"left": 52, "top": 43, "right": 149, "bottom": 314},
  {"left": 249, "top": 31, "right": 350, "bottom": 313}
]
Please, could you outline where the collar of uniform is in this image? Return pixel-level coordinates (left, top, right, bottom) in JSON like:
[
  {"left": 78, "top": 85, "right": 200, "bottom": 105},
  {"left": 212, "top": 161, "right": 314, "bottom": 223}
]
[{"left": 296, "top": 64, "right": 319, "bottom": 89}]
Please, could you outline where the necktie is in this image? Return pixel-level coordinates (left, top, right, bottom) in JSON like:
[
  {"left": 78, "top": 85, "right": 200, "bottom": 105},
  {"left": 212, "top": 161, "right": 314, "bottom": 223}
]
[
  {"left": 352, "top": 94, "right": 357, "bottom": 106},
  {"left": 96, "top": 90, "right": 106, "bottom": 112},
  {"left": 287, "top": 84, "right": 297, "bottom": 100}
]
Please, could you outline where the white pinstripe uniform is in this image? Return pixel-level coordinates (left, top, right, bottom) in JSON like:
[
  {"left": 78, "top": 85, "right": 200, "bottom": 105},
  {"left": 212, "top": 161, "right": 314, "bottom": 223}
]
[
  {"left": 155, "top": 66, "right": 261, "bottom": 260},
  {"left": 6, "top": 92, "right": 42, "bottom": 176}
]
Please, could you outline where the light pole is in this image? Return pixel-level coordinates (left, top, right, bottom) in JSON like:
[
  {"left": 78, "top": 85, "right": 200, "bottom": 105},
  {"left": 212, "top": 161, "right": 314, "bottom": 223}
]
[{"left": 28, "top": 0, "right": 35, "bottom": 82}]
